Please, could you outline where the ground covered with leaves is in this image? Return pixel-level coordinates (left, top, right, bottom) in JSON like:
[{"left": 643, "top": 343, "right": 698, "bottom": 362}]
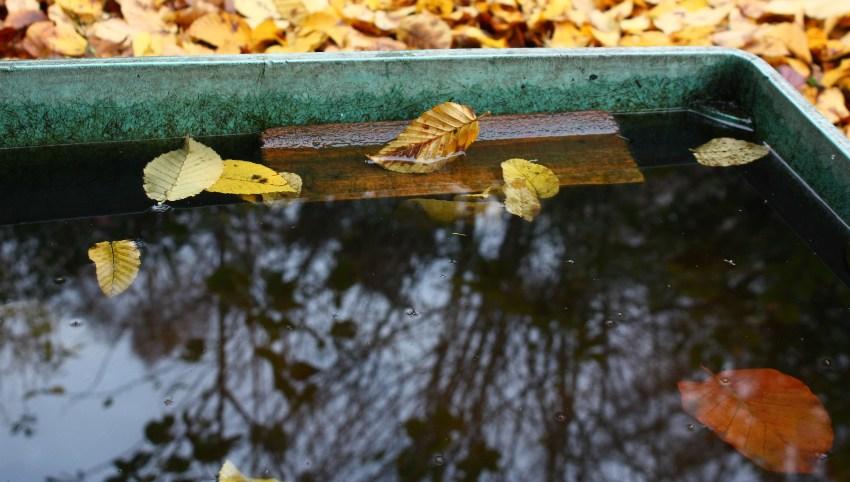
[{"left": 1, "top": 0, "right": 850, "bottom": 135}]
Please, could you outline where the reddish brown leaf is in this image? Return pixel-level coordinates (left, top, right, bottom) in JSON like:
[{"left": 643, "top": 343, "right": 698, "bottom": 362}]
[{"left": 679, "top": 368, "right": 833, "bottom": 473}]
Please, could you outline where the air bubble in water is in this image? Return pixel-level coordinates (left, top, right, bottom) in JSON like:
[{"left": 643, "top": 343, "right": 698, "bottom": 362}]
[
  {"left": 605, "top": 320, "right": 615, "bottom": 327},
  {"left": 54, "top": 276, "right": 66, "bottom": 285}
]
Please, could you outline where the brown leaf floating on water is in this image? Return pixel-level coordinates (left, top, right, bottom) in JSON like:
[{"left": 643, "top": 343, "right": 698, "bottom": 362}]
[
  {"left": 679, "top": 368, "right": 833, "bottom": 473},
  {"left": 691, "top": 138, "right": 770, "bottom": 167}
]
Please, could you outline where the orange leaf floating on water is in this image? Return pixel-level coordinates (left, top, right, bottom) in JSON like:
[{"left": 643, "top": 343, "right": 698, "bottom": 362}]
[
  {"left": 678, "top": 368, "right": 833, "bottom": 473},
  {"left": 367, "top": 102, "right": 481, "bottom": 174}
]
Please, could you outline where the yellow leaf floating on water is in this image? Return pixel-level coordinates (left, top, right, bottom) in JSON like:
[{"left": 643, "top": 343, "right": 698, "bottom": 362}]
[
  {"left": 691, "top": 138, "right": 770, "bottom": 167},
  {"left": 240, "top": 172, "right": 302, "bottom": 204},
  {"left": 207, "top": 160, "right": 297, "bottom": 195},
  {"left": 499, "top": 158, "right": 558, "bottom": 222},
  {"left": 143, "top": 137, "right": 224, "bottom": 203},
  {"left": 402, "top": 198, "right": 490, "bottom": 223},
  {"left": 501, "top": 158, "right": 560, "bottom": 199},
  {"left": 367, "top": 102, "right": 481, "bottom": 174},
  {"left": 503, "top": 178, "right": 541, "bottom": 222},
  {"left": 219, "top": 459, "right": 281, "bottom": 482},
  {"left": 87, "top": 240, "right": 141, "bottom": 297}
]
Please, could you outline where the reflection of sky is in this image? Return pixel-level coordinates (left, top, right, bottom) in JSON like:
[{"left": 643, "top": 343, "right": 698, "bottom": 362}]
[{"left": 0, "top": 162, "right": 848, "bottom": 481}]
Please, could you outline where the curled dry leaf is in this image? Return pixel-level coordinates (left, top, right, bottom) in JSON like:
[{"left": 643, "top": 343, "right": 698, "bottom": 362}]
[
  {"left": 368, "top": 102, "right": 481, "bottom": 174},
  {"left": 816, "top": 87, "right": 850, "bottom": 124},
  {"left": 87, "top": 240, "right": 142, "bottom": 297},
  {"left": 207, "top": 160, "right": 297, "bottom": 194},
  {"left": 691, "top": 137, "right": 770, "bottom": 167},
  {"left": 402, "top": 198, "right": 491, "bottom": 223},
  {"left": 187, "top": 12, "right": 251, "bottom": 52},
  {"left": 679, "top": 368, "right": 833, "bottom": 473},
  {"left": 143, "top": 137, "right": 224, "bottom": 202},
  {"left": 219, "top": 459, "right": 281, "bottom": 482}
]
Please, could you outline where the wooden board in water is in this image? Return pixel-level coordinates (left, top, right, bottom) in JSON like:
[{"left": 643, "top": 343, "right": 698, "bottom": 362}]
[{"left": 261, "top": 111, "right": 643, "bottom": 201}]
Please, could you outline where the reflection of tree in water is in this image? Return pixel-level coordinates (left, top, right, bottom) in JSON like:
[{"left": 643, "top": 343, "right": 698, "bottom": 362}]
[{"left": 1, "top": 165, "right": 850, "bottom": 481}]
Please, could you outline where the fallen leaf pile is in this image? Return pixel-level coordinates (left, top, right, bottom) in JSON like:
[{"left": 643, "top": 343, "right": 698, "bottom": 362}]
[{"left": 3, "top": 0, "right": 850, "bottom": 137}]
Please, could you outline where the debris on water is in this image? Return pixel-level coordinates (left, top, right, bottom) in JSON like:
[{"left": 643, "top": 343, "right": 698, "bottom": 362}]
[
  {"left": 69, "top": 320, "right": 82, "bottom": 328},
  {"left": 164, "top": 398, "right": 174, "bottom": 406},
  {"left": 819, "top": 452, "right": 830, "bottom": 460},
  {"left": 432, "top": 454, "right": 445, "bottom": 466},
  {"left": 555, "top": 412, "right": 567, "bottom": 423},
  {"left": 822, "top": 358, "right": 833, "bottom": 369},
  {"left": 451, "top": 232, "right": 467, "bottom": 237},
  {"left": 566, "top": 259, "right": 575, "bottom": 264},
  {"left": 719, "top": 377, "right": 730, "bottom": 385},
  {"left": 53, "top": 276, "right": 66, "bottom": 285},
  {"left": 605, "top": 320, "right": 615, "bottom": 327},
  {"left": 449, "top": 259, "right": 457, "bottom": 264},
  {"left": 723, "top": 258, "right": 736, "bottom": 266},
  {"left": 406, "top": 308, "right": 419, "bottom": 317},
  {"left": 687, "top": 424, "right": 696, "bottom": 432},
  {"left": 150, "top": 203, "right": 172, "bottom": 213}
]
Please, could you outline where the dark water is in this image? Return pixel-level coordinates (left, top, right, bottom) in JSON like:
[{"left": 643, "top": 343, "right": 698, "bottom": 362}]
[{"left": 1, "top": 112, "right": 849, "bottom": 482}]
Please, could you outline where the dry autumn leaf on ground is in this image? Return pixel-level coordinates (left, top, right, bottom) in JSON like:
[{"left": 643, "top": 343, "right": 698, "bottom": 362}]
[
  {"left": 679, "top": 368, "right": 833, "bottom": 473},
  {"left": 5, "top": 0, "right": 850, "bottom": 138}
]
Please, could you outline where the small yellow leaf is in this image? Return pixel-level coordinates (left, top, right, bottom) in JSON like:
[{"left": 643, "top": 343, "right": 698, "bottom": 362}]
[
  {"left": 402, "top": 198, "right": 490, "bottom": 223},
  {"left": 240, "top": 172, "right": 302, "bottom": 204},
  {"left": 208, "top": 160, "right": 296, "bottom": 194},
  {"left": 56, "top": 0, "right": 104, "bottom": 22},
  {"left": 397, "top": 12, "right": 452, "bottom": 49},
  {"left": 87, "top": 240, "right": 141, "bottom": 297},
  {"left": 691, "top": 138, "right": 770, "bottom": 167},
  {"left": 501, "top": 158, "right": 560, "bottom": 199},
  {"left": 219, "top": 459, "right": 281, "bottom": 482},
  {"left": 503, "top": 178, "right": 541, "bottom": 222},
  {"left": 143, "top": 137, "right": 224, "bottom": 202},
  {"left": 187, "top": 12, "right": 251, "bottom": 52},
  {"left": 368, "top": 102, "right": 481, "bottom": 174}
]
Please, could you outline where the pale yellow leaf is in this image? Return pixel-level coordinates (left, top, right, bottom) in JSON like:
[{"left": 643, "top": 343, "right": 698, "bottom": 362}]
[
  {"left": 219, "top": 460, "right": 281, "bottom": 482},
  {"left": 501, "top": 158, "right": 560, "bottom": 199},
  {"left": 804, "top": 0, "right": 850, "bottom": 19},
  {"left": 234, "top": 0, "right": 278, "bottom": 27},
  {"left": 691, "top": 137, "right": 770, "bottom": 166},
  {"left": 822, "top": 58, "right": 850, "bottom": 87},
  {"left": 620, "top": 14, "right": 650, "bottom": 34},
  {"left": 207, "top": 160, "right": 296, "bottom": 194},
  {"left": 368, "top": 102, "right": 481, "bottom": 174},
  {"left": 143, "top": 137, "right": 224, "bottom": 202},
  {"left": 549, "top": 22, "right": 591, "bottom": 47},
  {"left": 239, "top": 172, "right": 302, "bottom": 204},
  {"left": 187, "top": 12, "right": 251, "bottom": 52},
  {"left": 56, "top": 0, "right": 103, "bottom": 22},
  {"left": 87, "top": 240, "right": 141, "bottom": 298},
  {"left": 503, "top": 178, "right": 541, "bottom": 222}
]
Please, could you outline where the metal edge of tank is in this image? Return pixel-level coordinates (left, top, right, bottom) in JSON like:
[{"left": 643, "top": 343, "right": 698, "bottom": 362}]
[{"left": 1, "top": 47, "right": 849, "bottom": 223}]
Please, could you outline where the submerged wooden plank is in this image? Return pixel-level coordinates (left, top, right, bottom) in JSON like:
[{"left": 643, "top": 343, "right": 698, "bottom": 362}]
[{"left": 261, "top": 111, "right": 643, "bottom": 201}]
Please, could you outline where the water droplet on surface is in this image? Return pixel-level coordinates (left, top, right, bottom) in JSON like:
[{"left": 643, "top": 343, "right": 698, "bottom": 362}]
[
  {"left": 150, "top": 203, "right": 171, "bottom": 213},
  {"left": 54, "top": 276, "right": 66, "bottom": 285},
  {"left": 432, "top": 454, "right": 445, "bottom": 466},
  {"left": 555, "top": 412, "right": 567, "bottom": 423},
  {"left": 687, "top": 423, "right": 696, "bottom": 432},
  {"left": 719, "top": 377, "right": 730, "bottom": 385}
]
